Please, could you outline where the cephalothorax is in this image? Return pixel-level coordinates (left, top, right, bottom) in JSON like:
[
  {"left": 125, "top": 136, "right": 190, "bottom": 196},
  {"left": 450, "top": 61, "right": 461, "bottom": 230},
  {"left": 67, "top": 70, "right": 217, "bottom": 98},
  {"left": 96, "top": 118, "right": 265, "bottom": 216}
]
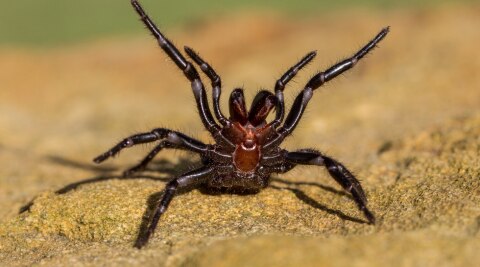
[{"left": 94, "top": 0, "right": 389, "bottom": 248}]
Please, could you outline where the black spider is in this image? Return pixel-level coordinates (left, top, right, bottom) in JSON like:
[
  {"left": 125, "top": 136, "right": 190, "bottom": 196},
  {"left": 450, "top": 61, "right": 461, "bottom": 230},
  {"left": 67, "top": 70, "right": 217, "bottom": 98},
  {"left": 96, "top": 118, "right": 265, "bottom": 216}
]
[{"left": 94, "top": 0, "right": 389, "bottom": 248}]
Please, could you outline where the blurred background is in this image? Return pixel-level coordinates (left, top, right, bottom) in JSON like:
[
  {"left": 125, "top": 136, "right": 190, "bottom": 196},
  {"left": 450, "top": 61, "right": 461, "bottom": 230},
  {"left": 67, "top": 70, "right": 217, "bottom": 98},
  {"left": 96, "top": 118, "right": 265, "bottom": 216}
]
[{"left": 0, "top": 0, "right": 463, "bottom": 47}]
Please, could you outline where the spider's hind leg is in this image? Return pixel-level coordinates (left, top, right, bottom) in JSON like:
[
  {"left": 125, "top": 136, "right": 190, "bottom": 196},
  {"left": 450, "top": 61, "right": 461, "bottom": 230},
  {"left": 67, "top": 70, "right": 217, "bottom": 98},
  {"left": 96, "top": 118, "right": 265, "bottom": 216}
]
[{"left": 285, "top": 149, "right": 375, "bottom": 224}]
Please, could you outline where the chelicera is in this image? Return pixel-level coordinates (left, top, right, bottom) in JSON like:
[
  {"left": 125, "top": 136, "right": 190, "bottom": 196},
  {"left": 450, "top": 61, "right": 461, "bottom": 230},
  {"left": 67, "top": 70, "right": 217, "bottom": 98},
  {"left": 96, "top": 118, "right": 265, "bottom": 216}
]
[{"left": 94, "top": 0, "right": 389, "bottom": 248}]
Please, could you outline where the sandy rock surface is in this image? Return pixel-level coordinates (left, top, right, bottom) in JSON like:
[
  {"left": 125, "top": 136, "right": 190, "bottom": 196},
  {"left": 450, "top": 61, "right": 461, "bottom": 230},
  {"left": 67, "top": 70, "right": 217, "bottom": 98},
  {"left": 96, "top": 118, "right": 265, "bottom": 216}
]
[{"left": 1, "top": 4, "right": 479, "bottom": 266}]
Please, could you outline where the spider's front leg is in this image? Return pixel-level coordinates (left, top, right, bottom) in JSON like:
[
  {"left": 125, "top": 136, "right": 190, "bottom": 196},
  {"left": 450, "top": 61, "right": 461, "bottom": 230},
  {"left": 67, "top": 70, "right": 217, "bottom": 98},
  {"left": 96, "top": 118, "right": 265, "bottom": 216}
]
[
  {"left": 285, "top": 149, "right": 375, "bottom": 224},
  {"left": 131, "top": 0, "right": 220, "bottom": 134},
  {"left": 264, "top": 27, "right": 389, "bottom": 149},
  {"left": 184, "top": 47, "right": 229, "bottom": 126},
  {"left": 270, "top": 51, "right": 316, "bottom": 128},
  {"left": 135, "top": 166, "right": 213, "bottom": 248}
]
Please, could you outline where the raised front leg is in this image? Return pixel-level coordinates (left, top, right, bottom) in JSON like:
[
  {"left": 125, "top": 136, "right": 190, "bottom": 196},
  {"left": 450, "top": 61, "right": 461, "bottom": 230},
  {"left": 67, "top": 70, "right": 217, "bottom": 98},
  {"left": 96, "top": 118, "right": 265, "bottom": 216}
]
[
  {"left": 265, "top": 27, "right": 389, "bottom": 149},
  {"left": 184, "top": 46, "right": 229, "bottom": 126},
  {"left": 131, "top": 0, "right": 220, "bottom": 133},
  {"left": 270, "top": 51, "right": 316, "bottom": 128},
  {"left": 285, "top": 149, "right": 375, "bottom": 224},
  {"left": 135, "top": 166, "right": 213, "bottom": 248}
]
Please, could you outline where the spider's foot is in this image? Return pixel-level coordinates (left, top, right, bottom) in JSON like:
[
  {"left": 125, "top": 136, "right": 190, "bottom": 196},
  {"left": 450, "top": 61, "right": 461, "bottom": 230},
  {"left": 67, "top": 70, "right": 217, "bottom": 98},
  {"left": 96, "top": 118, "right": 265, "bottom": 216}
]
[
  {"left": 362, "top": 207, "right": 376, "bottom": 225},
  {"left": 93, "top": 153, "right": 111, "bottom": 164},
  {"left": 134, "top": 235, "right": 149, "bottom": 249}
]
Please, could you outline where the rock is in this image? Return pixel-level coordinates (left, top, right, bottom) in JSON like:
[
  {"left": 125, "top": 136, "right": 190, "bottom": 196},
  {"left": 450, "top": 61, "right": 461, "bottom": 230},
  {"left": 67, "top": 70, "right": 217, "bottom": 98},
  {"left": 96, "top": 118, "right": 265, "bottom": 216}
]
[{"left": 1, "top": 114, "right": 479, "bottom": 266}]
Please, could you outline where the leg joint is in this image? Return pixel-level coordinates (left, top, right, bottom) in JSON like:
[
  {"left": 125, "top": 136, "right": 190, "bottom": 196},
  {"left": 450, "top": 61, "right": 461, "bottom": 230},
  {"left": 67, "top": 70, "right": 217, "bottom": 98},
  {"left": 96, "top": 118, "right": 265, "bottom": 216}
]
[
  {"left": 184, "top": 62, "right": 200, "bottom": 81},
  {"left": 152, "top": 128, "right": 169, "bottom": 139},
  {"left": 166, "top": 180, "right": 179, "bottom": 191},
  {"left": 166, "top": 132, "right": 183, "bottom": 145},
  {"left": 275, "top": 80, "right": 285, "bottom": 92}
]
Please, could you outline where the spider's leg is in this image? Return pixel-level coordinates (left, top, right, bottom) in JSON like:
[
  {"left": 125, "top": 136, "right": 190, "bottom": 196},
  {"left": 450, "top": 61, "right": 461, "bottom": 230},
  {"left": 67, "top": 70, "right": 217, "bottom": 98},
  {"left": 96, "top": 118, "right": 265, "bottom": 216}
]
[
  {"left": 265, "top": 27, "right": 389, "bottom": 149},
  {"left": 93, "top": 128, "right": 206, "bottom": 163},
  {"left": 270, "top": 51, "right": 316, "bottom": 128},
  {"left": 184, "top": 47, "right": 229, "bottom": 126},
  {"left": 122, "top": 140, "right": 181, "bottom": 176},
  {"left": 135, "top": 166, "right": 213, "bottom": 248},
  {"left": 285, "top": 149, "right": 375, "bottom": 224},
  {"left": 263, "top": 162, "right": 296, "bottom": 174},
  {"left": 131, "top": 0, "right": 220, "bottom": 134},
  {"left": 123, "top": 138, "right": 231, "bottom": 176},
  {"left": 282, "top": 27, "right": 389, "bottom": 134}
]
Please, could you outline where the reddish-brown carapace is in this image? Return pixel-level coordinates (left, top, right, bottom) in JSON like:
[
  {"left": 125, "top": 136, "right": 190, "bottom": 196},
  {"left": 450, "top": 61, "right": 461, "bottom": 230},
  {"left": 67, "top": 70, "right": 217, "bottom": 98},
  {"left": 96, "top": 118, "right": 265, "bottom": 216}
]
[{"left": 94, "top": 0, "right": 389, "bottom": 248}]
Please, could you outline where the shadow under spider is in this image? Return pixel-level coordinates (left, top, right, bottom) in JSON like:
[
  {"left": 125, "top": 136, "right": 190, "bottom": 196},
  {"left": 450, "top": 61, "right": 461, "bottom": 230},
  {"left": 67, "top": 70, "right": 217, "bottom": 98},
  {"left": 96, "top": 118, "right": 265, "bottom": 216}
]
[
  {"left": 269, "top": 184, "right": 368, "bottom": 224},
  {"left": 18, "top": 155, "right": 196, "bottom": 214},
  {"left": 21, "top": 155, "right": 368, "bottom": 245},
  {"left": 270, "top": 178, "right": 369, "bottom": 224},
  {"left": 136, "top": 178, "right": 368, "bottom": 245},
  {"left": 270, "top": 177, "right": 353, "bottom": 200}
]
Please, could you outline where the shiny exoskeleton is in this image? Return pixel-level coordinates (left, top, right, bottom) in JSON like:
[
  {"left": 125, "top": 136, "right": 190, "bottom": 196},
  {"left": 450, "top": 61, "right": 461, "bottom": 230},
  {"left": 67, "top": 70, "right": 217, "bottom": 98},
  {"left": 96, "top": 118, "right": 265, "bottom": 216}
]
[{"left": 94, "top": 0, "right": 390, "bottom": 248}]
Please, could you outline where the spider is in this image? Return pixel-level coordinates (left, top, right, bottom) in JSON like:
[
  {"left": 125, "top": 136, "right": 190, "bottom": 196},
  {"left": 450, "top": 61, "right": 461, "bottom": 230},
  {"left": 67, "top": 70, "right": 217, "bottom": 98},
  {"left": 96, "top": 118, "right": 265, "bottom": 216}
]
[{"left": 94, "top": 0, "right": 389, "bottom": 248}]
